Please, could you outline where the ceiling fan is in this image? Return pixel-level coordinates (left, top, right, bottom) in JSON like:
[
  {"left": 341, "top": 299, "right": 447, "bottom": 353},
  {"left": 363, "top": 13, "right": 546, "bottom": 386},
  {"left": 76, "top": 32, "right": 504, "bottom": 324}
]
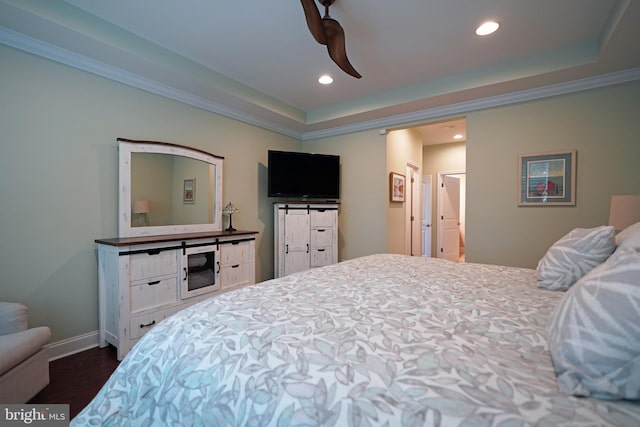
[{"left": 300, "top": 0, "right": 362, "bottom": 79}]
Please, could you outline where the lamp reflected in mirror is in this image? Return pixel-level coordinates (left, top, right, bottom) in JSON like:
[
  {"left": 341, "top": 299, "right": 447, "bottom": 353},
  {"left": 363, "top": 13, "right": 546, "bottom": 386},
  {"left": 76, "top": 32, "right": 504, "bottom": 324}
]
[
  {"left": 133, "top": 200, "right": 150, "bottom": 227},
  {"left": 223, "top": 202, "right": 239, "bottom": 232}
]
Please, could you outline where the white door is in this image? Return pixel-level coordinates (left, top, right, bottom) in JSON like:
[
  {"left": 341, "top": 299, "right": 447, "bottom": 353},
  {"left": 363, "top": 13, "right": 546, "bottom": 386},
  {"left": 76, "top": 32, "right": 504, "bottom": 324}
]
[
  {"left": 283, "top": 210, "right": 310, "bottom": 276},
  {"left": 422, "top": 175, "right": 432, "bottom": 257},
  {"left": 440, "top": 175, "right": 461, "bottom": 261},
  {"left": 405, "top": 165, "right": 421, "bottom": 256}
]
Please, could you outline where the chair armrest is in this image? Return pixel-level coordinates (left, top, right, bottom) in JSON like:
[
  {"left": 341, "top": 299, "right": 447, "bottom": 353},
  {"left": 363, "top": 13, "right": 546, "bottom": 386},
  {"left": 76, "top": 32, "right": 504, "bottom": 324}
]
[{"left": 0, "top": 302, "right": 28, "bottom": 335}]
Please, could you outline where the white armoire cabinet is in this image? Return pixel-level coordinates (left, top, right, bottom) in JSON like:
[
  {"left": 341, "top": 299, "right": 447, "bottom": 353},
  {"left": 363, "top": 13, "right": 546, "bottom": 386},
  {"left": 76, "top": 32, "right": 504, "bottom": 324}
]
[{"left": 274, "top": 203, "right": 338, "bottom": 277}]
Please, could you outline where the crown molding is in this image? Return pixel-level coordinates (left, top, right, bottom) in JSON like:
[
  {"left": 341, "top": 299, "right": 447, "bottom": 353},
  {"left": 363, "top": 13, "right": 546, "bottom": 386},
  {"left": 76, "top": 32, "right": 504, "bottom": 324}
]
[
  {"left": 2, "top": 26, "right": 639, "bottom": 142},
  {"left": 302, "top": 67, "right": 640, "bottom": 140},
  {"left": 0, "top": 27, "right": 303, "bottom": 140}
]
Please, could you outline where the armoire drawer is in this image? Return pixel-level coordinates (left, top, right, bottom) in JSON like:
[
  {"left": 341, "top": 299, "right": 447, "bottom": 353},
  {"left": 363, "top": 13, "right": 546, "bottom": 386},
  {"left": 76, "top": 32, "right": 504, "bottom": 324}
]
[
  {"left": 310, "top": 248, "right": 333, "bottom": 267},
  {"left": 310, "top": 228, "right": 333, "bottom": 246},
  {"left": 310, "top": 209, "right": 335, "bottom": 227}
]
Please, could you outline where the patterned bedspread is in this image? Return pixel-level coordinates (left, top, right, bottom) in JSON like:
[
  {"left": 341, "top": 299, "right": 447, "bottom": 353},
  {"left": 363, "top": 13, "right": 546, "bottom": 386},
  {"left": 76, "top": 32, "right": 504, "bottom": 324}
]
[{"left": 73, "top": 254, "right": 640, "bottom": 426}]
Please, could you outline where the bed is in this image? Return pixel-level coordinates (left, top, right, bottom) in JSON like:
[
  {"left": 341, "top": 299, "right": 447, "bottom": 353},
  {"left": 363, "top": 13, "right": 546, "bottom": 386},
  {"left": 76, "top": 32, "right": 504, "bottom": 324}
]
[{"left": 73, "top": 248, "right": 640, "bottom": 426}]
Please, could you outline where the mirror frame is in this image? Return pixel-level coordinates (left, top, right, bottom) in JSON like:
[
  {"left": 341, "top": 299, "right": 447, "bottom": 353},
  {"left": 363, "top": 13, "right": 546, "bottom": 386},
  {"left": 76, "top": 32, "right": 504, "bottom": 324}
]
[{"left": 118, "top": 138, "right": 224, "bottom": 237}]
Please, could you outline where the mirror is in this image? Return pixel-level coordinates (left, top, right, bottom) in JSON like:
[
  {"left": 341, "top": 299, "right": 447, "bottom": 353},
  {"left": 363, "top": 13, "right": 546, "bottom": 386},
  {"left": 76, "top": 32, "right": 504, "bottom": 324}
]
[{"left": 118, "top": 138, "right": 223, "bottom": 237}]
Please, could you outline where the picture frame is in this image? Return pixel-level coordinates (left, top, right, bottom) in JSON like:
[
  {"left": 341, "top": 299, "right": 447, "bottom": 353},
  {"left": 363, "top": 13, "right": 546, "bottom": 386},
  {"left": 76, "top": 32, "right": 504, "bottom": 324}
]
[
  {"left": 183, "top": 178, "right": 196, "bottom": 204},
  {"left": 518, "top": 150, "right": 576, "bottom": 206},
  {"left": 389, "top": 172, "right": 406, "bottom": 202}
]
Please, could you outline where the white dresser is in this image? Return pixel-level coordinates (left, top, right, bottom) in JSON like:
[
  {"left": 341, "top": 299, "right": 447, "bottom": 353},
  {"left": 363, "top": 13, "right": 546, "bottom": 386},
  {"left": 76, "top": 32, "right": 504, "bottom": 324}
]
[
  {"left": 274, "top": 203, "right": 338, "bottom": 277},
  {"left": 96, "top": 230, "right": 257, "bottom": 360}
]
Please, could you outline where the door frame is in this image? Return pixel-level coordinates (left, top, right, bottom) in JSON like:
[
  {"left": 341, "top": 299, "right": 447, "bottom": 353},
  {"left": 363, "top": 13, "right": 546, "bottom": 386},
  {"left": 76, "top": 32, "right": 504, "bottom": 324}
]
[
  {"left": 421, "top": 174, "right": 433, "bottom": 257},
  {"left": 404, "top": 162, "right": 421, "bottom": 256}
]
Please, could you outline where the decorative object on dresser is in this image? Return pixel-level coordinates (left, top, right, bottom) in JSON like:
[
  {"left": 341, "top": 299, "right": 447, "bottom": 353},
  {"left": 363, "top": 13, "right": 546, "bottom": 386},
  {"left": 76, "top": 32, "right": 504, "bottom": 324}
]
[
  {"left": 96, "top": 139, "right": 258, "bottom": 360},
  {"left": 222, "top": 201, "right": 239, "bottom": 232},
  {"left": 273, "top": 203, "right": 338, "bottom": 278}
]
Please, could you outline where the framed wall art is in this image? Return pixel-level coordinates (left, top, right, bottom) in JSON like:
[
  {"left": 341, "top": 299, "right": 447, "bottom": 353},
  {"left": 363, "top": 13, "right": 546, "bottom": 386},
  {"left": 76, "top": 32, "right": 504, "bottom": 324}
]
[
  {"left": 389, "top": 172, "right": 405, "bottom": 202},
  {"left": 518, "top": 150, "right": 576, "bottom": 206},
  {"left": 183, "top": 178, "right": 196, "bottom": 204}
]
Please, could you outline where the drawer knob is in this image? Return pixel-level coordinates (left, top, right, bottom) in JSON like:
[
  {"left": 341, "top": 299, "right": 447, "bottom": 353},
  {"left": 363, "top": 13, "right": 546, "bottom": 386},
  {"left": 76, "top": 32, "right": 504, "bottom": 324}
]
[
  {"left": 140, "top": 320, "right": 156, "bottom": 328},
  {"left": 147, "top": 280, "right": 160, "bottom": 286}
]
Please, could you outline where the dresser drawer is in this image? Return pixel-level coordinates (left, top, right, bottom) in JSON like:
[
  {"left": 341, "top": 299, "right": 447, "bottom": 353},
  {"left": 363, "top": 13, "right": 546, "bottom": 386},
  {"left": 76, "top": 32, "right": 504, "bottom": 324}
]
[
  {"left": 310, "top": 247, "right": 333, "bottom": 267},
  {"left": 130, "top": 277, "right": 178, "bottom": 313},
  {"left": 220, "top": 263, "right": 250, "bottom": 289},
  {"left": 129, "top": 310, "right": 166, "bottom": 339},
  {"left": 130, "top": 250, "right": 178, "bottom": 281},
  {"left": 220, "top": 241, "right": 250, "bottom": 266},
  {"left": 310, "top": 209, "right": 335, "bottom": 227}
]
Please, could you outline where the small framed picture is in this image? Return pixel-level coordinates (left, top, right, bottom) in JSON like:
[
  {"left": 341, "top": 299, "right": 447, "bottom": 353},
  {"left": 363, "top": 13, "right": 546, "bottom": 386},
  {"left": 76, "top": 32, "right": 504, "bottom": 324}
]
[
  {"left": 389, "top": 172, "right": 405, "bottom": 202},
  {"left": 183, "top": 178, "right": 196, "bottom": 204},
  {"left": 518, "top": 150, "right": 576, "bottom": 206}
]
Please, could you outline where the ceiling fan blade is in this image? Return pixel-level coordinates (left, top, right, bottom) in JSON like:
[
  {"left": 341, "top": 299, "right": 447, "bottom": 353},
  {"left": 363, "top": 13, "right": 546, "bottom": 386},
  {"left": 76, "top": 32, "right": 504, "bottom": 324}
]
[
  {"left": 322, "top": 17, "right": 362, "bottom": 79},
  {"left": 300, "top": 0, "right": 327, "bottom": 45}
]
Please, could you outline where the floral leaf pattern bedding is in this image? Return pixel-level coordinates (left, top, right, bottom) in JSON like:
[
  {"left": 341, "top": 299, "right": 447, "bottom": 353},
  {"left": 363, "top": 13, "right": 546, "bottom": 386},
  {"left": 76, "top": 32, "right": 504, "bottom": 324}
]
[{"left": 73, "top": 254, "right": 640, "bottom": 426}]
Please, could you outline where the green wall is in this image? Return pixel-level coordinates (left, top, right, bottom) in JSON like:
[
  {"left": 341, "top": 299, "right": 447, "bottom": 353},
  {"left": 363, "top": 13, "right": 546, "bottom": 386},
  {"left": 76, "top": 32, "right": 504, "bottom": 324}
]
[
  {"left": 302, "top": 131, "right": 388, "bottom": 261},
  {"left": 385, "top": 128, "right": 423, "bottom": 254},
  {"left": 0, "top": 44, "right": 299, "bottom": 343},
  {"left": 466, "top": 81, "right": 640, "bottom": 267},
  {"left": 2, "top": 41, "right": 640, "bottom": 350}
]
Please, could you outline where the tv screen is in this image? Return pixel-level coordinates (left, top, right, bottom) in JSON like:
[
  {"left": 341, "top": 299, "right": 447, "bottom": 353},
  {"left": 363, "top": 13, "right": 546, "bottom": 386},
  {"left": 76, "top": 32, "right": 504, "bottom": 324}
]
[{"left": 268, "top": 150, "right": 340, "bottom": 200}]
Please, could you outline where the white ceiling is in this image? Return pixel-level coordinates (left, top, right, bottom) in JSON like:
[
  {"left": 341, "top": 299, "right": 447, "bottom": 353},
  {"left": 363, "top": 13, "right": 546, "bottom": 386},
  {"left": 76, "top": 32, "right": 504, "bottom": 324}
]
[{"left": 1, "top": 0, "right": 639, "bottom": 141}]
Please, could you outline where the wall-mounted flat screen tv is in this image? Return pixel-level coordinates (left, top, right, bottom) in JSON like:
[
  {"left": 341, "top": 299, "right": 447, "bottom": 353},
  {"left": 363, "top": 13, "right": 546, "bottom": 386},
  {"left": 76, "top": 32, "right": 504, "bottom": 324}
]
[{"left": 268, "top": 150, "right": 340, "bottom": 200}]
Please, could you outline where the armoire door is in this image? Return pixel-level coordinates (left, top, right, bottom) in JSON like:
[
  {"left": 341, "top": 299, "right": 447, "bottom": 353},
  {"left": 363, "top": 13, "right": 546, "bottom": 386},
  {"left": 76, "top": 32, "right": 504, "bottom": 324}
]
[{"left": 283, "top": 209, "right": 310, "bottom": 276}]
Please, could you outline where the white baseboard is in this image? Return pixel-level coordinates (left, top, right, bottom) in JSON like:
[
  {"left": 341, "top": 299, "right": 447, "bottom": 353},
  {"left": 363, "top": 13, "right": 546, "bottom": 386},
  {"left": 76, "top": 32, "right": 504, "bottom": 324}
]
[{"left": 46, "top": 330, "right": 100, "bottom": 361}]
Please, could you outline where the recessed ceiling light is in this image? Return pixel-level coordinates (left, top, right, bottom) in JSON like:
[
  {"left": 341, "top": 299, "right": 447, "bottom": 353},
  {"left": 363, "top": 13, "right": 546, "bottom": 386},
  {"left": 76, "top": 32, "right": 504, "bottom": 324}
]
[
  {"left": 453, "top": 134, "right": 464, "bottom": 140},
  {"left": 318, "top": 75, "right": 333, "bottom": 84},
  {"left": 476, "top": 21, "right": 500, "bottom": 36}
]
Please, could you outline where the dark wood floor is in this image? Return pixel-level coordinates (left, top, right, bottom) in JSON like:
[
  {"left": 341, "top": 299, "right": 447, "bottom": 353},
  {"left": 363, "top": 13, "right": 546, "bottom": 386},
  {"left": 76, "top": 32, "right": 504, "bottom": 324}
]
[{"left": 28, "top": 345, "right": 120, "bottom": 419}]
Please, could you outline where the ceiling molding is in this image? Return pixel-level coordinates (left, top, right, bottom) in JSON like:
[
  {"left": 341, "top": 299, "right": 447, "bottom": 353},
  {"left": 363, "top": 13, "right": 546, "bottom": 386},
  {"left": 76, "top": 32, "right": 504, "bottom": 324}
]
[
  {"left": 0, "top": 26, "right": 303, "bottom": 140},
  {"left": 302, "top": 67, "right": 640, "bottom": 140},
  {"left": 2, "top": 26, "right": 639, "bottom": 142}
]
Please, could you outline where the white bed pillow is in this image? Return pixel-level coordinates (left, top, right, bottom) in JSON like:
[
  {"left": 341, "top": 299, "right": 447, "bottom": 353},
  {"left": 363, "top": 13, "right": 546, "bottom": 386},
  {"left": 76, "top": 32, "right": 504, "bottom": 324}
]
[
  {"left": 546, "top": 246, "right": 640, "bottom": 400},
  {"left": 616, "top": 221, "right": 640, "bottom": 249},
  {"left": 536, "top": 225, "right": 615, "bottom": 291}
]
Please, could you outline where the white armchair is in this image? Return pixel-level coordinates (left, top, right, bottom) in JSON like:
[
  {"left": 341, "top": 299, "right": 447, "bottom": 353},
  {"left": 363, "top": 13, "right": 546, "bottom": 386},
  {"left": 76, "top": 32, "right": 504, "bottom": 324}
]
[{"left": 0, "top": 302, "right": 51, "bottom": 403}]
